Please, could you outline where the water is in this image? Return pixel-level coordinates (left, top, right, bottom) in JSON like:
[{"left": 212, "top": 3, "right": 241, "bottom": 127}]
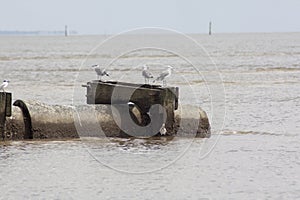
[{"left": 0, "top": 32, "right": 300, "bottom": 199}]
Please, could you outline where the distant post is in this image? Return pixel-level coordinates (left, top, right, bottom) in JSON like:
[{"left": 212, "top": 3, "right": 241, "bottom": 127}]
[
  {"left": 209, "top": 21, "right": 212, "bottom": 35},
  {"left": 65, "top": 25, "right": 68, "bottom": 37}
]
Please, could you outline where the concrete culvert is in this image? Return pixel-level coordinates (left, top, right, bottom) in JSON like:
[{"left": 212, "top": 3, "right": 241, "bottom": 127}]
[{"left": 5, "top": 100, "right": 211, "bottom": 140}]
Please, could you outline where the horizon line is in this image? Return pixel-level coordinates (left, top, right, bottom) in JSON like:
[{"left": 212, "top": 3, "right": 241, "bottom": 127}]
[{"left": 0, "top": 30, "right": 299, "bottom": 36}]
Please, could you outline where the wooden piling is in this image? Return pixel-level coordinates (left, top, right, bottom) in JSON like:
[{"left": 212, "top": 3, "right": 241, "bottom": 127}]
[
  {"left": 209, "top": 21, "right": 212, "bottom": 35},
  {"left": 0, "top": 92, "right": 12, "bottom": 140}
]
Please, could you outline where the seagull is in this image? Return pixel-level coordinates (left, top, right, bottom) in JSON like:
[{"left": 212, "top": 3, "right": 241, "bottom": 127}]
[
  {"left": 92, "top": 64, "right": 109, "bottom": 81},
  {"left": 142, "top": 65, "right": 154, "bottom": 84},
  {"left": 0, "top": 80, "right": 9, "bottom": 92},
  {"left": 160, "top": 123, "right": 167, "bottom": 136},
  {"left": 153, "top": 65, "right": 173, "bottom": 86}
]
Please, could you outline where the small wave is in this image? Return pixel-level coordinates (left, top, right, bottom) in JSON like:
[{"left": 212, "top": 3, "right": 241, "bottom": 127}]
[
  {"left": 120, "top": 54, "right": 178, "bottom": 59},
  {"left": 18, "top": 68, "right": 81, "bottom": 72},
  {"left": 219, "top": 130, "right": 298, "bottom": 137},
  {"left": 255, "top": 67, "right": 300, "bottom": 72},
  {"left": 0, "top": 52, "right": 181, "bottom": 61},
  {"left": 0, "top": 54, "right": 112, "bottom": 61},
  {"left": 277, "top": 97, "right": 300, "bottom": 102},
  {"left": 81, "top": 137, "right": 174, "bottom": 152},
  {"left": 0, "top": 55, "right": 50, "bottom": 61},
  {"left": 0, "top": 56, "right": 13, "bottom": 61}
]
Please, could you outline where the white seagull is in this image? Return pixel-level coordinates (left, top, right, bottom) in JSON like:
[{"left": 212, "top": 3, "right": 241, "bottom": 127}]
[
  {"left": 142, "top": 65, "right": 154, "bottom": 84},
  {"left": 153, "top": 65, "right": 173, "bottom": 86},
  {"left": 92, "top": 65, "right": 109, "bottom": 81},
  {"left": 0, "top": 80, "right": 9, "bottom": 92},
  {"left": 160, "top": 123, "right": 167, "bottom": 136}
]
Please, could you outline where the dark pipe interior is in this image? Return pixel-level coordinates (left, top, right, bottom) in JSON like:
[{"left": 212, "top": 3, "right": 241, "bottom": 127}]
[{"left": 13, "top": 100, "right": 33, "bottom": 139}]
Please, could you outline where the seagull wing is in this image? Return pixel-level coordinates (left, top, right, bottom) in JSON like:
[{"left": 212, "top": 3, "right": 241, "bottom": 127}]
[
  {"left": 142, "top": 70, "right": 153, "bottom": 79},
  {"left": 94, "top": 67, "right": 102, "bottom": 75},
  {"left": 155, "top": 70, "right": 170, "bottom": 81},
  {"left": 101, "top": 69, "right": 109, "bottom": 76}
]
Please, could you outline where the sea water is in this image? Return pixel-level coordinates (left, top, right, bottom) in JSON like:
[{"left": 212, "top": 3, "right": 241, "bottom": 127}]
[{"left": 0, "top": 33, "right": 299, "bottom": 199}]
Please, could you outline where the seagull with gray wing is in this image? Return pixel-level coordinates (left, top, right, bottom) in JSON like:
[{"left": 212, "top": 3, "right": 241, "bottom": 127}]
[
  {"left": 142, "top": 65, "right": 154, "bottom": 84},
  {"left": 153, "top": 65, "right": 173, "bottom": 87},
  {"left": 92, "top": 64, "right": 109, "bottom": 81},
  {"left": 0, "top": 80, "right": 9, "bottom": 92}
]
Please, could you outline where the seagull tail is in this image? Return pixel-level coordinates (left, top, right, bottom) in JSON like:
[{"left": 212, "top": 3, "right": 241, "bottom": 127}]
[{"left": 153, "top": 76, "right": 160, "bottom": 82}]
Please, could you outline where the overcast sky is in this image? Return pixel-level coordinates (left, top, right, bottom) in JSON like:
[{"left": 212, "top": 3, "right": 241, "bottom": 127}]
[{"left": 0, "top": 0, "right": 299, "bottom": 34}]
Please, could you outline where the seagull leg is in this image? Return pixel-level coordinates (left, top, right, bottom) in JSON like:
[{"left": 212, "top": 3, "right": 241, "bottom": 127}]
[{"left": 163, "top": 80, "right": 167, "bottom": 87}]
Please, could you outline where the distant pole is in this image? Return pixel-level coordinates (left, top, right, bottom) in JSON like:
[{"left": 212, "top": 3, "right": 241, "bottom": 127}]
[
  {"left": 209, "top": 21, "right": 212, "bottom": 35},
  {"left": 65, "top": 25, "right": 68, "bottom": 37}
]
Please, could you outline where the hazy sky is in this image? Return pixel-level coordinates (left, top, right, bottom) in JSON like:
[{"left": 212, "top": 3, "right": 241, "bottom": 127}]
[{"left": 0, "top": 0, "right": 299, "bottom": 34}]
